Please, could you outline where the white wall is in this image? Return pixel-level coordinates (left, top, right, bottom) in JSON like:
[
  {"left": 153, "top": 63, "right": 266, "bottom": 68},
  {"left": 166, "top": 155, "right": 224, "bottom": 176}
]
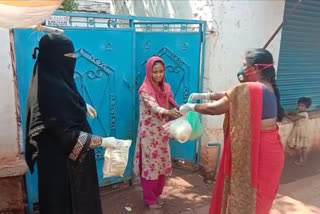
[
  {"left": 0, "top": 28, "right": 19, "bottom": 158},
  {"left": 76, "top": 0, "right": 111, "bottom": 13},
  {"left": 201, "top": 1, "right": 285, "bottom": 130},
  {"left": 111, "top": 0, "right": 285, "bottom": 141}
]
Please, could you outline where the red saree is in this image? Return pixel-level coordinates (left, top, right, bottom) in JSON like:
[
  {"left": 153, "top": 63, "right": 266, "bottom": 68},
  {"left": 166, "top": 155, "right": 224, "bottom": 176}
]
[{"left": 209, "top": 82, "right": 284, "bottom": 214}]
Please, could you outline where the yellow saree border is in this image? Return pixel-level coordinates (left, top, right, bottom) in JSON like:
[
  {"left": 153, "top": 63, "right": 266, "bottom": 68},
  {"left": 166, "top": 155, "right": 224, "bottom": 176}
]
[{"left": 222, "top": 83, "right": 257, "bottom": 214}]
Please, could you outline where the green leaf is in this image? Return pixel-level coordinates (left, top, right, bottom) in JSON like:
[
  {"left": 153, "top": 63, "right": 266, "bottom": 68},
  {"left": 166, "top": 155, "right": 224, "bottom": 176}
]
[{"left": 61, "top": 0, "right": 78, "bottom": 11}]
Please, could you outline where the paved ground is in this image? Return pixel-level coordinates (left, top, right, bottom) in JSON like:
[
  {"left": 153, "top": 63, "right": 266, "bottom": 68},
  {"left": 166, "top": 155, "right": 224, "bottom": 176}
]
[{"left": 101, "top": 152, "right": 320, "bottom": 214}]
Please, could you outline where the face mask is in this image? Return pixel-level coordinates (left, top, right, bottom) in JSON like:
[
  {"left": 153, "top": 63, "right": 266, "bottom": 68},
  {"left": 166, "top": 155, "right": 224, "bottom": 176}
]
[
  {"left": 237, "top": 67, "right": 246, "bottom": 82},
  {"left": 64, "top": 56, "right": 76, "bottom": 72},
  {"left": 60, "top": 56, "right": 77, "bottom": 81},
  {"left": 237, "top": 64, "right": 273, "bottom": 83}
]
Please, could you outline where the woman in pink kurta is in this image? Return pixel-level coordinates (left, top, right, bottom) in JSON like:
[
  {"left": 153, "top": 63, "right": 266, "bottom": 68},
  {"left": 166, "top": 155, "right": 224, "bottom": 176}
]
[{"left": 134, "top": 56, "right": 181, "bottom": 209}]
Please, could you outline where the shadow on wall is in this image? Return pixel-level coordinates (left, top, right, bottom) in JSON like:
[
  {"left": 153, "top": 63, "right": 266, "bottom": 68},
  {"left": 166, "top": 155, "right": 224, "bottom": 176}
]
[{"left": 111, "top": 0, "right": 193, "bottom": 19}]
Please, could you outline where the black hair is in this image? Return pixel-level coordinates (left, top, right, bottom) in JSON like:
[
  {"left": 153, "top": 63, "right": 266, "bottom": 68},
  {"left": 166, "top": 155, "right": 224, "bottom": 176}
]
[
  {"left": 245, "top": 48, "right": 284, "bottom": 121},
  {"left": 298, "top": 97, "right": 312, "bottom": 108},
  {"left": 153, "top": 60, "right": 165, "bottom": 68}
]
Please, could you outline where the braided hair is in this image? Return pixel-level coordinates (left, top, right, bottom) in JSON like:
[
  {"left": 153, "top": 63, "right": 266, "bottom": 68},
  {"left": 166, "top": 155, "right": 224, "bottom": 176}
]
[{"left": 245, "top": 48, "right": 284, "bottom": 121}]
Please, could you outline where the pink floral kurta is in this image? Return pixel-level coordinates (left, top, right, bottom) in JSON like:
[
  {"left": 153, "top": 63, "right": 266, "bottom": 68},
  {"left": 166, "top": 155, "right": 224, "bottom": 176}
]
[{"left": 134, "top": 92, "right": 172, "bottom": 180}]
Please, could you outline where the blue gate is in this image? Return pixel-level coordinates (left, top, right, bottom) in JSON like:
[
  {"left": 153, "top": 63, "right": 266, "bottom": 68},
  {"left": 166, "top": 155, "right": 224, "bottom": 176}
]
[
  {"left": 134, "top": 22, "right": 203, "bottom": 163},
  {"left": 13, "top": 12, "right": 205, "bottom": 213}
]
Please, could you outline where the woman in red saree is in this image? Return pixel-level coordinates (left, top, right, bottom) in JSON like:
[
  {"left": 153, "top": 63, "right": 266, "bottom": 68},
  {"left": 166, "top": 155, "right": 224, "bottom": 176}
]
[{"left": 180, "top": 49, "right": 285, "bottom": 214}]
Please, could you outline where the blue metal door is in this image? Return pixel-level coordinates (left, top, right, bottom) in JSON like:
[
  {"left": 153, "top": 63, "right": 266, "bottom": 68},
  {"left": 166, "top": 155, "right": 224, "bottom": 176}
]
[
  {"left": 13, "top": 12, "right": 205, "bottom": 213},
  {"left": 134, "top": 23, "right": 203, "bottom": 164},
  {"left": 14, "top": 27, "right": 135, "bottom": 212}
]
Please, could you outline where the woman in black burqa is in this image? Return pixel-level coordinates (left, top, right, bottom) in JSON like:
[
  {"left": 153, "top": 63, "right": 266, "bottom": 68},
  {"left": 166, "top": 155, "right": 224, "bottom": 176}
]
[{"left": 25, "top": 33, "right": 119, "bottom": 214}]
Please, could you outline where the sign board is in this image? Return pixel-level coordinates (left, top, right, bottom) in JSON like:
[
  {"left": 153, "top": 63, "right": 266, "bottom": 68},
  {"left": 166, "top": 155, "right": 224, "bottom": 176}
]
[{"left": 45, "top": 15, "right": 70, "bottom": 27}]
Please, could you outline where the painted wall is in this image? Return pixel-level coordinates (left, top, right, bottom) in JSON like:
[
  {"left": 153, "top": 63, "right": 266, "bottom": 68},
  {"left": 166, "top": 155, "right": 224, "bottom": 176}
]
[{"left": 0, "top": 28, "right": 19, "bottom": 159}]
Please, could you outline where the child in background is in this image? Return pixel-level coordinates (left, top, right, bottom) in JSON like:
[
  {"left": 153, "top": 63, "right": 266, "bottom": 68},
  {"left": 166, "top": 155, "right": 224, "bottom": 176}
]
[{"left": 286, "top": 97, "right": 312, "bottom": 166}]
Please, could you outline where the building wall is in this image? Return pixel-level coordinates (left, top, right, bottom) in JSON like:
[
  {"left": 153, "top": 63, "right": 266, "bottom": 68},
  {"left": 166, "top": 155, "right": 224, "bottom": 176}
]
[
  {"left": 0, "top": 28, "right": 19, "bottom": 159},
  {"left": 0, "top": 28, "right": 26, "bottom": 213}
]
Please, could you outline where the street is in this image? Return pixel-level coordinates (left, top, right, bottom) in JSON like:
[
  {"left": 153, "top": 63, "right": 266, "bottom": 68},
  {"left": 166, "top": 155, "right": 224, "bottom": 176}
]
[{"left": 101, "top": 152, "right": 320, "bottom": 214}]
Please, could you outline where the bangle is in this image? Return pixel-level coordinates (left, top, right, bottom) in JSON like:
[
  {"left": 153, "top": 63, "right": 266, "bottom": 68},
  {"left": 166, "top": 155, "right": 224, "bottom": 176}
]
[{"left": 90, "top": 135, "right": 103, "bottom": 149}]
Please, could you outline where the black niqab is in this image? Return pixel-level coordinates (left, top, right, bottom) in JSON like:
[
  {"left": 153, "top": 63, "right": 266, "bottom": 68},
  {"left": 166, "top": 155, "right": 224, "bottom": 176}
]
[{"left": 25, "top": 33, "right": 87, "bottom": 172}]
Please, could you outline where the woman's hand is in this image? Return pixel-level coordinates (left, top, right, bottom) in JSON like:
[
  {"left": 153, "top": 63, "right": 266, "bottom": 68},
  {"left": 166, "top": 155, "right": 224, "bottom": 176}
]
[
  {"left": 179, "top": 103, "right": 196, "bottom": 115},
  {"left": 86, "top": 104, "right": 97, "bottom": 118},
  {"left": 101, "top": 137, "right": 117, "bottom": 148},
  {"left": 165, "top": 108, "right": 181, "bottom": 119},
  {"left": 162, "top": 122, "right": 171, "bottom": 136}
]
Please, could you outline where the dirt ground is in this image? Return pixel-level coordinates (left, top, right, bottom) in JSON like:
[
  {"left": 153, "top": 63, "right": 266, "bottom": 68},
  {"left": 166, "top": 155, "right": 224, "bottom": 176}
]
[
  {"left": 271, "top": 152, "right": 320, "bottom": 214},
  {"left": 100, "top": 152, "right": 320, "bottom": 214}
]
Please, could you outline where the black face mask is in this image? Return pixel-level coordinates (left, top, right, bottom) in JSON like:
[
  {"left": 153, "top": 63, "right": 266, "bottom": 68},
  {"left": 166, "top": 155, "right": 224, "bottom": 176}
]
[
  {"left": 63, "top": 56, "right": 77, "bottom": 77},
  {"left": 237, "top": 67, "right": 246, "bottom": 83}
]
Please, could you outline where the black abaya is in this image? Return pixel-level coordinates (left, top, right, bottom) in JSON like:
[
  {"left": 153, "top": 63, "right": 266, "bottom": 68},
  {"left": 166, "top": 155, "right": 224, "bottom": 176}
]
[{"left": 25, "top": 34, "right": 102, "bottom": 214}]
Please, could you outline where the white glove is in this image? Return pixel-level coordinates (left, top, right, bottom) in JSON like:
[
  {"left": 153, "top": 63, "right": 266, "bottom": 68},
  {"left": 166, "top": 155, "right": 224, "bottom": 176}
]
[
  {"left": 86, "top": 103, "right": 97, "bottom": 119},
  {"left": 179, "top": 103, "right": 196, "bottom": 115},
  {"left": 101, "top": 137, "right": 117, "bottom": 149},
  {"left": 189, "top": 93, "right": 210, "bottom": 101}
]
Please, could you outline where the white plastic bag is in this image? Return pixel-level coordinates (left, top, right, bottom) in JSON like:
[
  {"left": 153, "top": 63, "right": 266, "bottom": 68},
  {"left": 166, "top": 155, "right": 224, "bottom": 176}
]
[
  {"left": 103, "top": 139, "right": 132, "bottom": 178},
  {"left": 164, "top": 116, "right": 192, "bottom": 143}
]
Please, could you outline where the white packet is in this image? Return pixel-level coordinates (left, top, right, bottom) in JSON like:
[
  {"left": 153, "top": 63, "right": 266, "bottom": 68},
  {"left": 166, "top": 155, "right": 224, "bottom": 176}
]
[
  {"left": 163, "top": 116, "right": 192, "bottom": 144},
  {"left": 103, "top": 139, "right": 132, "bottom": 178}
]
